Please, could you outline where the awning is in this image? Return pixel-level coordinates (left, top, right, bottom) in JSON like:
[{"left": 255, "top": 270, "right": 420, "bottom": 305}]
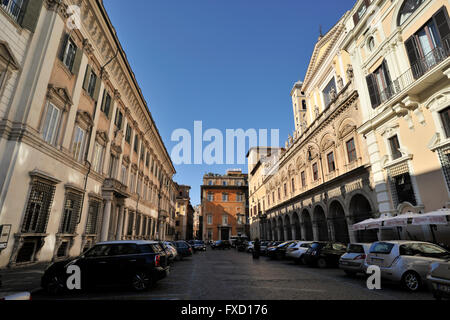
[
  {"left": 350, "top": 210, "right": 450, "bottom": 230},
  {"left": 412, "top": 209, "right": 450, "bottom": 226}
]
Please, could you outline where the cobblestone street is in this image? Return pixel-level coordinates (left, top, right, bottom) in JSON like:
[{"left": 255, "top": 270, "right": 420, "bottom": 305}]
[{"left": 32, "top": 249, "right": 432, "bottom": 300}]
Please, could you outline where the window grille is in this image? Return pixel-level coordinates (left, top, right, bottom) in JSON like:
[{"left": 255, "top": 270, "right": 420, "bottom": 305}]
[{"left": 22, "top": 180, "right": 56, "bottom": 233}]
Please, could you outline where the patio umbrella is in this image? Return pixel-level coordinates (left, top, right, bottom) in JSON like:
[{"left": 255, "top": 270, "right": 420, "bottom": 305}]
[
  {"left": 382, "top": 212, "right": 422, "bottom": 227},
  {"left": 411, "top": 209, "right": 450, "bottom": 226},
  {"left": 351, "top": 217, "right": 385, "bottom": 231}
]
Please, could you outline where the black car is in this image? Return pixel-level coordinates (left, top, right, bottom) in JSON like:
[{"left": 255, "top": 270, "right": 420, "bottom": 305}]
[
  {"left": 302, "top": 242, "right": 347, "bottom": 268},
  {"left": 267, "top": 241, "right": 298, "bottom": 260},
  {"left": 159, "top": 241, "right": 176, "bottom": 264},
  {"left": 211, "top": 240, "right": 232, "bottom": 250},
  {"left": 41, "top": 241, "right": 170, "bottom": 294},
  {"left": 172, "top": 241, "right": 193, "bottom": 258}
]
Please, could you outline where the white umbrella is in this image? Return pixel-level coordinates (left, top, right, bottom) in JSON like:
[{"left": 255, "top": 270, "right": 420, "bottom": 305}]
[
  {"left": 351, "top": 217, "right": 385, "bottom": 231},
  {"left": 412, "top": 209, "right": 450, "bottom": 226},
  {"left": 383, "top": 212, "right": 422, "bottom": 227}
]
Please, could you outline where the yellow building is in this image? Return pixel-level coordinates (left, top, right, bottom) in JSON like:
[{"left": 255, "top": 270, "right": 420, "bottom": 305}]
[
  {"left": 248, "top": 14, "right": 379, "bottom": 244},
  {"left": 343, "top": 0, "right": 450, "bottom": 243}
]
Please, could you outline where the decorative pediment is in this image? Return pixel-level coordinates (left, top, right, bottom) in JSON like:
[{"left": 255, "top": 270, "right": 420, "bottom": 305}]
[
  {"left": 95, "top": 131, "right": 109, "bottom": 145},
  {"left": 338, "top": 123, "right": 356, "bottom": 139},
  {"left": 131, "top": 163, "right": 138, "bottom": 171},
  {"left": 110, "top": 142, "right": 122, "bottom": 155},
  {"left": 75, "top": 110, "right": 94, "bottom": 128},
  {"left": 47, "top": 84, "right": 73, "bottom": 110},
  {"left": 0, "top": 40, "right": 19, "bottom": 70},
  {"left": 122, "top": 155, "right": 130, "bottom": 165}
]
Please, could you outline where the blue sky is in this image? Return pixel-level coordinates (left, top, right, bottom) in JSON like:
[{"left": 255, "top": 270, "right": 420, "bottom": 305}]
[{"left": 104, "top": 0, "right": 356, "bottom": 205}]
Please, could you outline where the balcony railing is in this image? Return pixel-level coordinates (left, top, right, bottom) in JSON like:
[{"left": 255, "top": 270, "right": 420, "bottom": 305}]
[
  {"left": 1, "top": 0, "right": 25, "bottom": 24},
  {"left": 378, "top": 36, "right": 450, "bottom": 106}
]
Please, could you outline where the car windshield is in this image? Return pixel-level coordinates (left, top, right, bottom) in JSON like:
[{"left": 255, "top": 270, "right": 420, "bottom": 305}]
[
  {"left": 310, "top": 243, "right": 322, "bottom": 250},
  {"left": 400, "top": 243, "right": 450, "bottom": 259},
  {"left": 347, "top": 244, "right": 365, "bottom": 253},
  {"left": 84, "top": 245, "right": 112, "bottom": 257}
]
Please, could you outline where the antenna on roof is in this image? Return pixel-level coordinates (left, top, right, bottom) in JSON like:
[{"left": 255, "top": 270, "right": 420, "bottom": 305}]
[{"left": 319, "top": 25, "right": 323, "bottom": 39}]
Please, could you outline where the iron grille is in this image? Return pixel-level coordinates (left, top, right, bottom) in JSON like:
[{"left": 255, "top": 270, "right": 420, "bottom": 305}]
[
  {"left": 387, "top": 162, "right": 417, "bottom": 208},
  {"left": 61, "top": 192, "right": 82, "bottom": 234},
  {"left": 438, "top": 145, "right": 450, "bottom": 190},
  {"left": 22, "top": 180, "right": 56, "bottom": 233},
  {"left": 85, "top": 201, "right": 100, "bottom": 235}
]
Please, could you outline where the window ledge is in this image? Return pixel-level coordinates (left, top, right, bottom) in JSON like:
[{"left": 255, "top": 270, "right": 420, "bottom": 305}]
[{"left": 383, "top": 154, "right": 413, "bottom": 170}]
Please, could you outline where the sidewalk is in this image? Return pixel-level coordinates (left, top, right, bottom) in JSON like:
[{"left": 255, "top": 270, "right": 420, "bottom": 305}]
[{"left": 0, "top": 263, "right": 50, "bottom": 294}]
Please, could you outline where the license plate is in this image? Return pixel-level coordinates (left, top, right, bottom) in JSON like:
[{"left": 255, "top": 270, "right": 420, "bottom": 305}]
[{"left": 437, "top": 284, "right": 450, "bottom": 293}]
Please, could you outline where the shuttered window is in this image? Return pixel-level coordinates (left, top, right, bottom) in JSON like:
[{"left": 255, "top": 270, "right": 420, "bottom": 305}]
[
  {"left": 365, "top": 60, "right": 391, "bottom": 108},
  {"left": 22, "top": 179, "right": 56, "bottom": 233},
  {"left": 440, "top": 107, "right": 450, "bottom": 138},
  {"left": 85, "top": 201, "right": 100, "bottom": 235},
  {"left": 61, "top": 191, "right": 82, "bottom": 234}
]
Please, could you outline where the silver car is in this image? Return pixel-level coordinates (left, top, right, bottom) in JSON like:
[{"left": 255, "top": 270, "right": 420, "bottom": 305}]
[
  {"left": 365, "top": 241, "right": 450, "bottom": 292},
  {"left": 339, "top": 243, "right": 371, "bottom": 276},
  {"left": 286, "top": 241, "right": 313, "bottom": 264},
  {"left": 427, "top": 260, "right": 450, "bottom": 300}
]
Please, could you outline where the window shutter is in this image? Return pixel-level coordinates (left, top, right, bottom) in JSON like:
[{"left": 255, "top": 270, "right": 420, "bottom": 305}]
[
  {"left": 58, "top": 33, "right": 69, "bottom": 62},
  {"left": 433, "top": 7, "right": 450, "bottom": 45},
  {"left": 82, "top": 65, "right": 91, "bottom": 91},
  {"left": 366, "top": 74, "right": 380, "bottom": 109},
  {"left": 100, "top": 89, "right": 106, "bottom": 113},
  {"left": 71, "top": 47, "right": 83, "bottom": 75},
  {"left": 404, "top": 36, "right": 420, "bottom": 79},
  {"left": 353, "top": 13, "right": 359, "bottom": 26},
  {"left": 93, "top": 74, "right": 101, "bottom": 102},
  {"left": 21, "top": 0, "right": 44, "bottom": 32}
]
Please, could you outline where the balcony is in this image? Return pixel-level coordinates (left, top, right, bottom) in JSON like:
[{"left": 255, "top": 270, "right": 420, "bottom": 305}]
[
  {"left": 1, "top": 0, "right": 25, "bottom": 24},
  {"left": 377, "top": 37, "right": 450, "bottom": 107}
]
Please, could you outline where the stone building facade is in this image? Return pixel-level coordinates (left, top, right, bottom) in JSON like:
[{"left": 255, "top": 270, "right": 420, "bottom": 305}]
[{"left": 0, "top": 0, "right": 176, "bottom": 268}]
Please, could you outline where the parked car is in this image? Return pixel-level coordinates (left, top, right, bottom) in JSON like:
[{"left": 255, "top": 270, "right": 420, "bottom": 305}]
[
  {"left": 246, "top": 241, "right": 255, "bottom": 253},
  {"left": 0, "top": 292, "right": 31, "bottom": 300},
  {"left": 428, "top": 260, "right": 450, "bottom": 300},
  {"left": 192, "top": 240, "right": 207, "bottom": 252},
  {"left": 339, "top": 243, "right": 371, "bottom": 276},
  {"left": 172, "top": 241, "right": 194, "bottom": 259},
  {"left": 303, "top": 242, "right": 347, "bottom": 268},
  {"left": 365, "top": 241, "right": 450, "bottom": 292},
  {"left": 237, "top": 241, "right": 248, "bottom": 252},
  {"left": 259, "top": 241, "right": 270, "bottom": 255},
  {"left": 267, "top": 241, "right": 298, "bottom": 260},
  {"left": 211, "top": 240, "right": 232, "bottom": 250},
  {"left": 162, "top": 241, "right": 178, "bottom": 263},
  {"left": 286, "top": 241, "right": 313, "bottom": 264},
  {"left": 41, "top": 241, "right": 170, "bottom": 294}
]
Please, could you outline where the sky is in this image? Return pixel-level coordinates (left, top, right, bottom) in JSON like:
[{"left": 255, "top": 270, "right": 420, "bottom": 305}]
[{"left": 103, "top": 0, "right": 356, "bottom": 206}]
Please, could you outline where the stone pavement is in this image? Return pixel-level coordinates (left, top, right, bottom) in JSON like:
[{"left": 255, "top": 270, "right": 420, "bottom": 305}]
[{"left": 0, "top": 263, "right": 50, "bottom": 294}]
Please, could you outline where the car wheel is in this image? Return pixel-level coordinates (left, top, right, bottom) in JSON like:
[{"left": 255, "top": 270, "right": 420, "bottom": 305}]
[
  {"left": 402, "top": 271, "right": 421, "bottom": 292},
  {"left": 131, "top": 271, "right": 151, "bottom": 292},
  {"left": 344, "top": 270, "right": 357, "bottom": 277},
  {"left": 45, "top": 275, "right": 66, "bottom": 295},
  {"left": 317, "top": 258, "right": 328, "bottom": 269}
]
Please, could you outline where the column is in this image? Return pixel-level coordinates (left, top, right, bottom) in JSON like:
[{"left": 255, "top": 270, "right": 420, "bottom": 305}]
[
  {"left": 291, "top": 224, "right": 297, "bottom": 240},
  {"left": 100, "top": 194, "right": 113, "bottom": 242},
  {"left": 116, "top": 205, "right": 124, "bottom": 240},
  {"left": 300, "top": 224, "right": 307, "bottom": 241},
  {"left": 122, "top": 208, "right": 129, "bottom": 239},
  {"left": 131, "top": 211, "right": 136, "bottom": 238},
  {"left": 284, "top": 226, "right": 289, "bottom": 241},
  {"left": 328, "top": 220, "right": 336, "bottom": 242},
  {"left": 347, "top": 217, "right": 358, "bottom": 243},
  {"left": 312, "top": 222, "right": 320, "bottom": 241}
]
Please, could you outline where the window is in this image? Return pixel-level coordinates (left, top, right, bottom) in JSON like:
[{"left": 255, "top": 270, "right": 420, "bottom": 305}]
[
  {"left": 284, "top": 183, "right": 287, "bottom": 197},
  {"left": 388, "top": 163, "right": 417, "bottom": 207},
  {"left": 389, "top": 135, "right": 402, "bottom": 160},
  {"left": 85, "top": 201, "right": 100, "bottom": 235},
  {"left": 61, "top": 192, "right": 82, "bottom": 234},
  {"left": 277, "top": 188, "right": 281, "bottom": 200},
  {"left": 398, "top": 0, "right": 425, "bottom": 26},
  {"left": 312, "top": 163, "right": 319, "bottom": 181},
  {"left": 42, "top": 102, "right": 61, "bottom": 145},
  {"left": 366, "top": 60, "right": 392, "bottom": 108},
  {"left": 146, "top": 152, "right": 150, "bottom": 167},
  {"left": 222, "top": 193, "right": 229, "bottom": 202},
  {"left": 223, "top": 181, "right": 228, "bottom": 186},
  {"left": 72, "top": 126, "right": 87, "bottom": 163},
  {"left": 404, "top": 8, "right": 450, "bottom": 80},
  {"left": 208, "top": 180, "right": 213, "bottom": 186},
  {"left": 368, "top": 37, "right": 375, "bottom": 51},
  {"left": 440, "top": 107, "right": 450, "bottom": 138},
  {"left": 22, "top": 178, "right": 56, "bottom": 233},
  {"left": 207, "top": 192, "right": 214, "bottom": 202},
  {"left": 121, "top": 165, "right": 128, "bottom": 185},
  {"left": 236, "top": 193, "right": 243, "bottom": 202},
  {"left": 291, "top": 178, "right": 295, "bottom": 192},
  {"left": 125, "top": 124, "right": 132, "bottom": 143},
  {"left": 207, "top": 215, "right": 213, "bottom": 225},
  {"left": 1, "top": 0, "right": 25, "bottom": 22},
  {"left": 301, "top": 171, "right": 306, "bottom": 187},
  {"left": 92, "top": 142, "right": 105, "bottom": 173},
  {"left": 353, "top": 0, "right": 370, "bottom": 26},
  {"left": 130, "top": 172, "right": 136, "bottom": 193},
  {"left": 114, "top": 109, "right": 123, "bottom": 129},
  {"left": 134, "top": 134, "right": 139, "bottom": 153},
  {"left": 62, "top": 38, "right": 77, "bottom": 71},
  {"left": 346, "top": 138, "right": 357, "bottom": 163},
  {"left": 87, "top": 70, "right": 97, "bottom": 98},
  {"left": 302, "top": 100, "right": 307, "bottom": 110},
  {"left": 327, "top": 152, "right": 336, "bottom": 172},
  {"left": 101, "top": 91, "right": 111, "bottom": 117},
  {"left": 127, "top": 212, "right": 134, "bottom": 235},
  {"left": 140, "top": 146, "right": 145, "bottom": 161},
  {"left": 109, "top": 154, "right": 119, "bottom": 179},
  {"left": 322, "top": 77, "right": 337, "bottom": 108},
  {"left": 222, "top": 215, "right": 228, "bottom": 225},
  {"left": 357, "top": 2, "right": 367, "bottom": 19}
]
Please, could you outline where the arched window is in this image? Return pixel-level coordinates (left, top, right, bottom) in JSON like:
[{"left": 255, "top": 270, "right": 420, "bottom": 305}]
[{"left": 398, "top": 0, "right": 425, "bottom": 26}]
